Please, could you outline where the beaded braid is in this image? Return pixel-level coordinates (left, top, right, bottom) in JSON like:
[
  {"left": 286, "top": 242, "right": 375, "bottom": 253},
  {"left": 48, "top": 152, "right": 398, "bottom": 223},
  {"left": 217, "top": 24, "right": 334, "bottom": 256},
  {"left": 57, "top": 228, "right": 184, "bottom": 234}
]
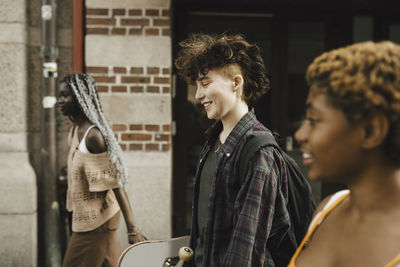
[{"left": 62, "top": 73, "right": 128, "bottom": 190}]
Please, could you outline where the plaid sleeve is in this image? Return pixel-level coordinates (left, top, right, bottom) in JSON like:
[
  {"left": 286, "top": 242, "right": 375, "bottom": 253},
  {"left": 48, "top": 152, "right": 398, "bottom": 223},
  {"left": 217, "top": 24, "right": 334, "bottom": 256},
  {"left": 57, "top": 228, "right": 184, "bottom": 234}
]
[{"left": 221, "top": 147, "right": 288, "bottom": 267}]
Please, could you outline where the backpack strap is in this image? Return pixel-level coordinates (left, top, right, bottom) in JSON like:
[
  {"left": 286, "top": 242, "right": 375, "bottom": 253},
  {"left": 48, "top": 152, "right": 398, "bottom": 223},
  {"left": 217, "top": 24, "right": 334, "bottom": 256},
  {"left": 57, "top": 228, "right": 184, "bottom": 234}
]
[{"left": 239, "top": 134, "right": 279, "bottom": 183}]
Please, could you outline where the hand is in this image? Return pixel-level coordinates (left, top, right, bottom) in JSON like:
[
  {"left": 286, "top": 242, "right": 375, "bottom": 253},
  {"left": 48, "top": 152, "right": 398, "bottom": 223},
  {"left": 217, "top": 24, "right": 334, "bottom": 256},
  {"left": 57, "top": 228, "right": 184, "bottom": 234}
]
[
  {"left": 128, "top": 231, "right": 148, "bottom": 244},
  {"left": 127, "top": 227, "right": 148, "bottom": 244}
]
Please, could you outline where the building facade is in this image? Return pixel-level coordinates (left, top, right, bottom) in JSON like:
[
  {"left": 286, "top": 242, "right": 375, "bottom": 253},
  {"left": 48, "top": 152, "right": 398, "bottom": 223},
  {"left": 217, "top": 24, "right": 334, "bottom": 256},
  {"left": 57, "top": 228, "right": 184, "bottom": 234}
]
[{"left": 1, "top": 0, "right": 400, "bottom": 266}]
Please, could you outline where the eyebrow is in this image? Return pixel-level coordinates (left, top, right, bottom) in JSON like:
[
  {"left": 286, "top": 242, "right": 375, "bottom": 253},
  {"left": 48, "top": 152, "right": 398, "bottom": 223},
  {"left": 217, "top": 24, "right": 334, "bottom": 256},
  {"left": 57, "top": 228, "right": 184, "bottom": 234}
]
[{"left": 197, "top": 75, "right": 210, "bottom": 82}]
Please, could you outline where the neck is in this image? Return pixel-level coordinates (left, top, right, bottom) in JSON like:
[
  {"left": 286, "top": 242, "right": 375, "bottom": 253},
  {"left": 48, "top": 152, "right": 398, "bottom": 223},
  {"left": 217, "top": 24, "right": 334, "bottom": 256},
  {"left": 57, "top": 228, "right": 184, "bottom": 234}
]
[
  {"left": 71, "top": 113, "right": 90, "bottom": 127},
  {"left": 347, "top": 163, "right": 400, "bottom": 214},
  {"left": 219, "top": 101, "right": 248, "bottom": 143}
]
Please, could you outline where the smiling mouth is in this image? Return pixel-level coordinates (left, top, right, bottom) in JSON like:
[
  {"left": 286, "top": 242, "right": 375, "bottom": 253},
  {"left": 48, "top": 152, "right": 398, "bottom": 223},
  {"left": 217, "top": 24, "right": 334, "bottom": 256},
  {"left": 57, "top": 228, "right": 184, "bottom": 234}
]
[
  {"left": 302, "top": 152, "right": 314, "bottom": 166},
  {"left": 202, "top": 101, "right": 212, "bottom": 110}
]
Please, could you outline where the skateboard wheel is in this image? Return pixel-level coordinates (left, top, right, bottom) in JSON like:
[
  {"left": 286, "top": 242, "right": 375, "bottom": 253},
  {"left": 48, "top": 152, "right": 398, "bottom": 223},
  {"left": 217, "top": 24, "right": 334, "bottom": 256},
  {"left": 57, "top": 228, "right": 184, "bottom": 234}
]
[{"left": 178, "top": 246, "right": 194, "bottom": 261}]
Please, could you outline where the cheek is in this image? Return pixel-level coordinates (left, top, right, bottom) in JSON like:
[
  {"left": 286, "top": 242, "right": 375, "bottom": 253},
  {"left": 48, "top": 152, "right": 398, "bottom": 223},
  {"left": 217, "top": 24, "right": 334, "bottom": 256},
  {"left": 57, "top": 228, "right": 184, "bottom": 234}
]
[{"left": 312, "top": 130, "right": 361, "bottom": 179}]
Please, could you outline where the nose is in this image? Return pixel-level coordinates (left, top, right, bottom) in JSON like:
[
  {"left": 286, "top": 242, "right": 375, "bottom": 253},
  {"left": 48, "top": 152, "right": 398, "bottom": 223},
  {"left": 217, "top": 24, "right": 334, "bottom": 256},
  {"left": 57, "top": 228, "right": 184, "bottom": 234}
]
[
  {"left": 195, "top": 85, "right": 204, "bottom": 101},
  {"left": 294, "top": 121, "right": 307, "bottom": 146}
]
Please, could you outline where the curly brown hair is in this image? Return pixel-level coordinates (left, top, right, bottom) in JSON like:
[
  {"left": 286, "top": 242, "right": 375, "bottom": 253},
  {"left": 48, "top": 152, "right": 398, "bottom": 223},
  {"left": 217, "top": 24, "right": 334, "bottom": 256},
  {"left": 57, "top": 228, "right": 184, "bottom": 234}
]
[
  {"left": 306, "top": 41, "right": 400, "bottom": 163},
  {"left": 174, "top": 33, "right": 271, "bottom": 106}
]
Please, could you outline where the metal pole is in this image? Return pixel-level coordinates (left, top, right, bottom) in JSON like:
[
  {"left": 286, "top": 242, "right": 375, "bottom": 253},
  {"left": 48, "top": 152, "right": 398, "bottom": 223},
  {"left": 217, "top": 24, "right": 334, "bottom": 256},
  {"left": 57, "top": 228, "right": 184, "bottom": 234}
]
[{"left": 40, "top": 0, "right": 61, "bottom": 266}]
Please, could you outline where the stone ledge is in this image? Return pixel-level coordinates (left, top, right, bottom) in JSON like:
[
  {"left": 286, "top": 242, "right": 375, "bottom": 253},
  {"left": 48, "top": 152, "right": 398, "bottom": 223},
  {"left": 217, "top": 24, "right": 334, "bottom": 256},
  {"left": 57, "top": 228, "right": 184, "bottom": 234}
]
[
  {"left": 85, "top": 35, "right": 171, "bottom": 66},
  {"left": 86, "top": 0, "right": 170, "bottom": 9}
]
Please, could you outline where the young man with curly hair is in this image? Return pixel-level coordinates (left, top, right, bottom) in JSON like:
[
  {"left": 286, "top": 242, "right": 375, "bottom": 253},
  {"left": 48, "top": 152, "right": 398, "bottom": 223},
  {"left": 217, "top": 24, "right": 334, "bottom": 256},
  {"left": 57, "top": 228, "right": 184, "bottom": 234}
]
[
  {"left": 175, "top": 33, "right": 296, "bottom": 267},
  {"left": 290, "top": 41, "right": 400, "bottom": 267}
]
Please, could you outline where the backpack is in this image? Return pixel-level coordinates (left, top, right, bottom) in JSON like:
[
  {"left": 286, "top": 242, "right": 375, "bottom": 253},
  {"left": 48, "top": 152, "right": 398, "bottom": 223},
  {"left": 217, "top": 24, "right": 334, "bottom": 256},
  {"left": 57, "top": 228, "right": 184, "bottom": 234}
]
[{"left": 239, "top": 134, "right": 316, "bottom": 265}]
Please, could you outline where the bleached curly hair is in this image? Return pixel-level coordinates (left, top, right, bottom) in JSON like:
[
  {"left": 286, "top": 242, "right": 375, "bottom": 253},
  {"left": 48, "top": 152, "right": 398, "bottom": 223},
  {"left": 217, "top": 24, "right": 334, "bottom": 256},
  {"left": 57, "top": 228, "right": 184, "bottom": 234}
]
[{"left": 306, "top": 41, "right": 400, "bottom": 163}]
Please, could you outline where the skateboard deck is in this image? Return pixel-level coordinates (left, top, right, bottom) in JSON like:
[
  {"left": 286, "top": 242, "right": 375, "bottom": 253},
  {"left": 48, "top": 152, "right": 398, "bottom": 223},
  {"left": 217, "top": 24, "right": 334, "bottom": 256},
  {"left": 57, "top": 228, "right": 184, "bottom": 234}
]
[{"left": 118, "top": 235, "right": 191, "bottom": 267}]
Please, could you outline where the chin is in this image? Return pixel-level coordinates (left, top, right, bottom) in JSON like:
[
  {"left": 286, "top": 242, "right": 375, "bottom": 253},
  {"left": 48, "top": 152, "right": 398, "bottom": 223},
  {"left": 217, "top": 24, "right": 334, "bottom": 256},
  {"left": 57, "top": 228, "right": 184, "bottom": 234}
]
[
  {"left": 307, "top": 169, "right": 324, "bottom": 182},
  {"left": 309, "top": 170, "right": 344, "bottom": 184}
]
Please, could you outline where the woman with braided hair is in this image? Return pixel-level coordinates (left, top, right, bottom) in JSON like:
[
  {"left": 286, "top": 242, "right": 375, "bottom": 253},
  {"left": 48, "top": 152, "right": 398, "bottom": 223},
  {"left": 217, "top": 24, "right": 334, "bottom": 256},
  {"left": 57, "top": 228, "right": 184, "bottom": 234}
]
[{"left": 58, "top": 73, "right": 147, "bottom": 267}]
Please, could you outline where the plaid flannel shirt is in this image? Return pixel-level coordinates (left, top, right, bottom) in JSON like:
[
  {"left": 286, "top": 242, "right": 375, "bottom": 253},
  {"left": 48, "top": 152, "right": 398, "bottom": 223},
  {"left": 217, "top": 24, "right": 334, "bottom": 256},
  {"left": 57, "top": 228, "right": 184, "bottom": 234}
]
[{"left": 188, "top": 110, "right": 292, "bottom": 267}]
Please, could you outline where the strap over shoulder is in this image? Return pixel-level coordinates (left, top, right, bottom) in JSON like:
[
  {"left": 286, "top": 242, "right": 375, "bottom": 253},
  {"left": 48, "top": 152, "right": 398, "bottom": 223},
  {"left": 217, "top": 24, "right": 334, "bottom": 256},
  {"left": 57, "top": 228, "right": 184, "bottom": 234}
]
[{"left": 239, "top": 134, "right": 278, "bottom": 182}]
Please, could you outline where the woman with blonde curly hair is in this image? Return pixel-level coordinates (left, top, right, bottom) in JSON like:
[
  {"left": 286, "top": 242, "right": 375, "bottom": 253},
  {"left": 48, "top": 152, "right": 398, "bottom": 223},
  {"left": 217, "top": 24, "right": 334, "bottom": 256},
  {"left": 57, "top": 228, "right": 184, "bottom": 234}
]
[{"left": 291, "top": 41, "right": 400, "bottom": 267}]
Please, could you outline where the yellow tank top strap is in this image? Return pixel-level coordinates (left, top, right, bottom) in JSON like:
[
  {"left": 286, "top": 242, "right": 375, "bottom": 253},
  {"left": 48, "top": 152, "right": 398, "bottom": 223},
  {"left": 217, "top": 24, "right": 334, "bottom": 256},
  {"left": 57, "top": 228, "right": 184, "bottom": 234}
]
[
  {"left": 288, "top": 190, "right": 350, "bottom": 267},
  {"left": 385, "top": 254, "right": 400, "bottom": 267}
]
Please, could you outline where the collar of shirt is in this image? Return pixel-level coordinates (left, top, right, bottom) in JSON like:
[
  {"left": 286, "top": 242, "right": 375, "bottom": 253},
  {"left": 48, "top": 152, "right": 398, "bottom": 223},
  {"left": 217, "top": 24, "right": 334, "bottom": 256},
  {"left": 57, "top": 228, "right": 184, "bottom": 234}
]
[{"left": 204, "top": 109, "right": 257, "bottom": 157}]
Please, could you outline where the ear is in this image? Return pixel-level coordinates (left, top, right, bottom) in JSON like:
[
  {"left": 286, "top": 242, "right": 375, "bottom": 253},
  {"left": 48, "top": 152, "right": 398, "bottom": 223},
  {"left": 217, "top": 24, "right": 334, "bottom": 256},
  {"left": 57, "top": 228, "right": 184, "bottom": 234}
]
[
  {"left": 232, "top": 75, "right": 244, "bottom": 91},
  {"left": 361, "top": 113, "right": 389, "bottom": 150}
]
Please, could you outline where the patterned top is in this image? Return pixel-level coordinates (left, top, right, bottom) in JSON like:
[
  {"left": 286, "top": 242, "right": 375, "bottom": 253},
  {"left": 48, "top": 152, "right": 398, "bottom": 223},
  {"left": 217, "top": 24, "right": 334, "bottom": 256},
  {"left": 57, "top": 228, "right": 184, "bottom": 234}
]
[
  {"left": 66, "top": 126, "right": 120, "bottom": 232},
  {"left": 188, "top": 110, "right": 292, "bottom": 267}
]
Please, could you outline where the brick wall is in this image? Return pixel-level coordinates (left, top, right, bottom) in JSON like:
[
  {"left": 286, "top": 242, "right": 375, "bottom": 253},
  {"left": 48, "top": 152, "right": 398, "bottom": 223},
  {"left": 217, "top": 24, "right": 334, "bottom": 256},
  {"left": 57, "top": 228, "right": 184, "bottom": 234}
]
[
  {"left": 86, "top": 7, "right": 170, "bottom": 36},
  {"left": 87, "top": 65, "right": 171, "bottom": 152},
  {"left": 86, "top": 5, "right": 172, "bottom": 153}
]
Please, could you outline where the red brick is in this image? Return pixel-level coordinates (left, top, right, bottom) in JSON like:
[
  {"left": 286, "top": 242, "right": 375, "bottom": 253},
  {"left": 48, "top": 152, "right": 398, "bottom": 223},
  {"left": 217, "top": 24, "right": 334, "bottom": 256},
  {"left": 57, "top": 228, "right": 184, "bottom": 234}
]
[
  {"left": 121, "top": 76, "right": 150, "bottom": 84},
  {"left": 97, "top": 85, "right": 109, "bottom": 92},
  {"left": 111, "top": 28, "right": 126, "bottom": 35},
  {"left": 154, "top": 19, "right": 170, "bottom": 26},
  {"left": 86, "top": 18, "right": 116, "bottom": 26},
  {"left": 155, "top": 134, "right": 170, "bottom": 141},
  {"left": 86, "top": 27, "right": 109, "bottom": 35},
  {"left": 130, "top": 67, "right": 143, "bottom": 74},
  {"left": 93, "top": 76, "right": 115, "bottom": 83},
  {"left": 162, "top": 9, "right": 170, "bottom": 17},
  {"left": 112, "top": 9, "right": 125, "bottom": 16},
  {"left": 162, "top": 29, "right": 171, "bottom": 36},
  {"left": 121, "top": 18, "right": 149, "bottom": 26},
  {"left": 87, "top": 66, "right": 108, "bottom": 73},
  {"left": 130, "top": 86, "right": 144, "bottom": 93},
  {"left": 145, "top": 124, "right": 160, "bottom": 131},
  {"left": 129, "top": 9, "right": 142, "bottom": 16},
  {"left": 145, "top": 143, "right": 159, "bottom": 151},
  {"left": 147, "top": 86, "right": 160, "bottom": 93},
  {"left": 147, "top": 67, "right": 160, "bottom": 74},
  {"left": 120, "top": 143, "right": 127, "bottom": 151},
  {"left": 146, "top": 9, "right": 159, "bottom": 16},
  {"left": 162, "top": 68, "right": 170, "bottom": 75},
  {"left": 145, "top": 28, "right": 159, "bottom": 36},
  {"left": 111, "top": 86, "right": 127, "bottom": 93},
  {"left": 113, "top": 67, "right": 127, "bottom": 74},
  {"left": 162, "top": 124, "right": 170, "bottom": 132},
  {"left": 154, "top": 77, "right": 170, "bottom": 84},
  {"left": 129, "top": 124, "right": 143, "bottom": 131},
  {"left": 162, "top": 144, "right": 170, "bottom": 151},
  {"left": 86, "top": 8, "right": 108, "bottom": 16},
  {"left": 162, "top": 87, "right": 170, "bottom": 93},
  {"left": 129, "top": 143, "right": 143, "bottom": 151},
  {"left": 112, "top": 124, "right": 127, "bottom": 131},
  {"left": 129, "top": 28, "right": 143, "bottom": 35},
  {"left": 121, "top": 133, "right": 151, "bottom": 141}
]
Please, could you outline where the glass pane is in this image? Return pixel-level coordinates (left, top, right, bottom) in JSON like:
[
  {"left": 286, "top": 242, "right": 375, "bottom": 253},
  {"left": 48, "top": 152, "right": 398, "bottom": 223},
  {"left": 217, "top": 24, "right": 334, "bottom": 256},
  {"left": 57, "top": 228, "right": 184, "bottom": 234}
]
[
  {"left": 287, "top": 22, "right": 324, "bottom": 139},
  {"left": 389, "top": 24, "right": 400, "bottom": 44}
]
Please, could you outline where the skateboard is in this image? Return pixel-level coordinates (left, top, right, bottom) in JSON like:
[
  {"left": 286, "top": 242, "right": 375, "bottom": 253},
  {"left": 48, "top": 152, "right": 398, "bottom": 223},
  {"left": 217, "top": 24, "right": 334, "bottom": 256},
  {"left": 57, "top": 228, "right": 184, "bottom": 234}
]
[{"left": 118, "top": 235, "right": 193, "bottom": 267}]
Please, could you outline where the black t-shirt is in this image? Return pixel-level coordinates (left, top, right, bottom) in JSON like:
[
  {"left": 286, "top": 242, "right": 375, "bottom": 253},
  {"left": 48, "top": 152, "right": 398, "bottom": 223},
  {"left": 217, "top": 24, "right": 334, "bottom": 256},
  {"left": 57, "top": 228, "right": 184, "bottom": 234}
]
[{"left": 194, "top": 139, "right": 220, "bottom": 266}]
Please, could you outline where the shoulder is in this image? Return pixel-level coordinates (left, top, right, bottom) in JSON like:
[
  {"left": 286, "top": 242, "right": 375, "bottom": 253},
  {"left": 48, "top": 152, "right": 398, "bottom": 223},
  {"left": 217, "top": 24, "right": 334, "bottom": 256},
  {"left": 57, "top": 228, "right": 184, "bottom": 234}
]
[
  {"left": 313, "top": 194, "right": 333, "bottom": 216},
  {"left": 313, "top": 190, "right": 350, "bottom": 217},
  {"left": 85, "top": 127, "right": 106, "bottom": 153}
]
